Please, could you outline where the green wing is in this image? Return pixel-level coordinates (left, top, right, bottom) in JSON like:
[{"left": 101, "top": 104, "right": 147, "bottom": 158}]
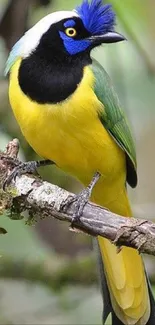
[{"left": 91, "top": 59, "right": 137, "bottom": 188}]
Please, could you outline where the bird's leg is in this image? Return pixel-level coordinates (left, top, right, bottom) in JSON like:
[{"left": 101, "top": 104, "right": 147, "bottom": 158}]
[
  {"left": 3, "top": 159, "right": 54, "bottom": 190},
  {"left": 61, "top": 172, "right": 101, "bottom": 225}
]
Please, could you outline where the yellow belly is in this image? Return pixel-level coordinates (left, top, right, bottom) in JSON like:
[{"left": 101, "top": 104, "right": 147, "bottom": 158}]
[{"left": 9, "top": 59, "right": 126, "bottom": 201}]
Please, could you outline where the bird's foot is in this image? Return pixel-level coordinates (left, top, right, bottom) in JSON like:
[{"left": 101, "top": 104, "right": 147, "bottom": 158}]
[
  {"left": 3, "top": 159, "right": 53, "bottom": 190},
  {"left": 61, "top": 172, "right": 101, "bottom": 226},
  {"left": 62, "top": 187, "right": 92, "bottom": 225}
]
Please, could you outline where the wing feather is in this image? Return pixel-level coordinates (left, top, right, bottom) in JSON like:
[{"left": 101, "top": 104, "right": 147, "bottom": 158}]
[{"left": 91, "top": 59, "right": 137, "bottom": 187}]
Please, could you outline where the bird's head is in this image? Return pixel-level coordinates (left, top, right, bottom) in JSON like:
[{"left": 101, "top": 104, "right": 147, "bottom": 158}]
[{"left": 5, "top": 0, "right": 126, "bottom": 74}]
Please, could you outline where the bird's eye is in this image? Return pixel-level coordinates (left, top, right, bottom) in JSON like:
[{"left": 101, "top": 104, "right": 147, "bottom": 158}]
[{"left": 65, "top": 28, "right": 77, "bottom": 37}]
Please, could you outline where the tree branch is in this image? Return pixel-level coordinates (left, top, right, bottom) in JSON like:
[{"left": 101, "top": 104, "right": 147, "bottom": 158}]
[
  {"left": 0, "top": 256, "right": 96, "bottom": 290},
  {"left": 0, "top": 0, "right": 53, "bottom": 51},
  {"left": 0, "top": 140, "right": 155, "bottom": 256}
]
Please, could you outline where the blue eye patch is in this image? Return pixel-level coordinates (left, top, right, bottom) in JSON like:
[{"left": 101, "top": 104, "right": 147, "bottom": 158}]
[{"left": 64, "top": 20, "right": 76, "bottom": 28}]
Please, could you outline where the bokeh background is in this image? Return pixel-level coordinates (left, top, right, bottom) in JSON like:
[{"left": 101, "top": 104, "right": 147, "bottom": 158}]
[{"left": 0, "top": 0, "right": 155, "bottom": 324}]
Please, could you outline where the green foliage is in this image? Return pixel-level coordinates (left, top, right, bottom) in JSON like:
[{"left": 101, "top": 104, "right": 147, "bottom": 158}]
[{"left": 105, "top": 0, "right": 155, "bottom": 74}]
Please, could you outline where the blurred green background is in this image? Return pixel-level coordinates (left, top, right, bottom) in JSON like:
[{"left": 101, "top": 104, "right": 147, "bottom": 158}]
[{"left": 0, "top": 0, "right": 155, "bottom": 324}]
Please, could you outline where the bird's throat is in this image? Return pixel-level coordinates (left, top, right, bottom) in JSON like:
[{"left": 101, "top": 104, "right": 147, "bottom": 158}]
[{"left": 18, "top": 50, "right": 91, "bottom": 104}]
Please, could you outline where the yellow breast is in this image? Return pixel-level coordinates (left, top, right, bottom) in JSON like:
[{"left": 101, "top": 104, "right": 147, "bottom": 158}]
[{"left": 9, "top": 58, "right": 125, "bottom": 194}]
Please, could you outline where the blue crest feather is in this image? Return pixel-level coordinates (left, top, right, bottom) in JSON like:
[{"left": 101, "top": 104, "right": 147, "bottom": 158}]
[{"left": 76, "top": 0, "right": 115, "bottom": 35}]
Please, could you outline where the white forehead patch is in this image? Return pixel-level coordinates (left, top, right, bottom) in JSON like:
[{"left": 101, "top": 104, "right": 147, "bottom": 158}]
[
  {"left": 22, "top": 11, "right": 79, "bottom": 56},
  {"left": 5, "top": 10, "right": 79, "bottom": 75}
]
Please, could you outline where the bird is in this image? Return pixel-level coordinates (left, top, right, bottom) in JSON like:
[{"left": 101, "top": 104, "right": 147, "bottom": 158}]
[{"left": 5, "top": 0, "right": 155, "bottom": 324}]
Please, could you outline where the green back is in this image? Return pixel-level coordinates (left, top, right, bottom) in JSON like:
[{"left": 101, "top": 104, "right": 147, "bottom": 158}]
[{"left": 91, "top": 59, "right": 137, "bottom": 188}]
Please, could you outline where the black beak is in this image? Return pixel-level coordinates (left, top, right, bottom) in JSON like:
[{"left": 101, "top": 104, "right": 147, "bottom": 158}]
[{"left": 88, "top": 32, "right": 126, "bottom": 44}]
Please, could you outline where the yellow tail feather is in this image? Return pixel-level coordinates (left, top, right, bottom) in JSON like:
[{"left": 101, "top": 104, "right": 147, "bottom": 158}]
[
  {"left": 98, "top": 237, "right": 150, "bottom": 324},
  {"left": 93, "top": 188, "right": 150, "bottom": 325}
]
